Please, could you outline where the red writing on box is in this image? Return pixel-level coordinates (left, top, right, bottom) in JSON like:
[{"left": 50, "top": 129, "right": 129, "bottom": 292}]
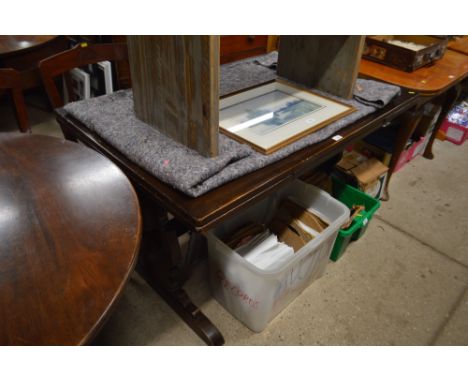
[{"left": 216, "top": 270, "right": 260, "bottom": 310}]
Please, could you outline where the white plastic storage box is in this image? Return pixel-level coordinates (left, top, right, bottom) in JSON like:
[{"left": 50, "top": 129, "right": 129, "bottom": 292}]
[{"left": 206, "top": 179, "right": 349, "bottom": 332}]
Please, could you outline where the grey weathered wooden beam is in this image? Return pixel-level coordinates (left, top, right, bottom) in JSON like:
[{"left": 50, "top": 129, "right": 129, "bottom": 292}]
[
  {"left": 127, "top": 36, "right": 220, "bottom": 157},
  {"left": 277, "top": 36, "right": 365, "bottom": 99}
]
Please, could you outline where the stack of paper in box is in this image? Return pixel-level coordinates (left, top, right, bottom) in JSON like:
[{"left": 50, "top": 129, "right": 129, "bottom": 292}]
[
  {"left": 225, "top": 198, "right": 329, "bottom": 272},
  {"left": 235, "top": 229, "right": 294, "bottom": 271}
]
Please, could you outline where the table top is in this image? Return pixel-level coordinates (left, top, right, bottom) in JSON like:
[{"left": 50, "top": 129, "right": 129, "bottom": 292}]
[
  {"left": 0, "top": 36, "right": 58, "bottom": 58},
  {"left": 448, "top": 36, "right": 468, "bottom": 55},
  {"left": 0, "top": 133, "right": 141, "bottom": 345},
  {"left": 359, "top": 49, "right": 468, "bottom": 95},
  {"left": 57, "top": 89, "right": 419, "bottom": 232}
]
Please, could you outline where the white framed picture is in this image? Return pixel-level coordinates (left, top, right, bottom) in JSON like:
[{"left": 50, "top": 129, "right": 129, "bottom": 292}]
[
  {"left": 219, "top": 80, "right": 356, "bottom": 154},
  {"left": 70, "top": 68, "right": 91, "bottom": 100}
]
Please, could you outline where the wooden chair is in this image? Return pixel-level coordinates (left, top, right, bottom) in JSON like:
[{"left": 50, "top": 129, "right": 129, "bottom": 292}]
[
  {"left": 38, "top": 42, "right": 130, "bottom": 109},
  {"left": 0, "top": 68, "right": 30, "bottom": 133}
]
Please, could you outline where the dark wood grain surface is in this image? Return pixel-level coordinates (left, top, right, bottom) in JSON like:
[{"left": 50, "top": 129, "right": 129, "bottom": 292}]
[
  {"left": 0, "top": 36, "right": 58, "bottom": 57},
  {"left": 0, "top": 134, "right": 141, "bottom": 345},
  {"left": 220, "top": 35, "right": 268, "bottom": 64},
  {"left": 0, "top": 35, "right": 68, "bottom": 93},
  {"left": 56, "top": 89, "right": 418, "bottom": 232}
]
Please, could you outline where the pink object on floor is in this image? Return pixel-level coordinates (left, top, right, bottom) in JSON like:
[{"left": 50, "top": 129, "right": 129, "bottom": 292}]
[
  {"left": 440, "top": 119, "right": 468, "bottom": 145},
  {"left": 393, "top": 144, "right": 413, "bottom": 173}
]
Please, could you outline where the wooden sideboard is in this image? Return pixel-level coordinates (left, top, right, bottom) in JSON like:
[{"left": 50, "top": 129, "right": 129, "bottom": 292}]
[{"left": 220, "top": 35, "right": 269, "bottom": 64}]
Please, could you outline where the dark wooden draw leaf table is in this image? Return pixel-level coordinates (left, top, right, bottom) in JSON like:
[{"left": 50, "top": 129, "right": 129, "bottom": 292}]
[
  {"left": 56, "top": 88, "right": 420, "bottom": 345},
  {"left": 0, "top": 134, "right": 141, "bottom": 345}
]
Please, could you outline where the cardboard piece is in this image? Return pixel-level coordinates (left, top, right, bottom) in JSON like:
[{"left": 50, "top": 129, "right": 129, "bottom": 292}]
[
  {"left": 279, "top": 199, "right": 328, "bottom": 233},
  {"left": 336, "top": 152, "right": 389, "bottom": 199},
  {"left": 268, "top": 199, "right": 329, "bottom": 252},
  {"left": 225, "top": 198, "right": 329, "bottom": 254},
  {"left": 351, "top": 158, "right": 388, "bottom": 189},
  {"left": 336, "top": 151, "right": 368, "bottom": 171},
  {"left": 268, "top": 218, "right": 307, "bottom": 253}
]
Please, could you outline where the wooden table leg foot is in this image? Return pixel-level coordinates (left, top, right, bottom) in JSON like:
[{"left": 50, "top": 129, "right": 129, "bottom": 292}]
[
  {"left": 135, "top": 215, "right": 225, "bottom": 346},
  {"left": 133, "top": 193, "right": 226, "bottom": 345},
  {"left": 380, "top": 188, "right": 390, "bottom": 202},
  {"left": 423, "top": 152, "right": 435, "bottom": 160},
  {"left": 136, "top": 262, "right": 225, "bottom": 346}
]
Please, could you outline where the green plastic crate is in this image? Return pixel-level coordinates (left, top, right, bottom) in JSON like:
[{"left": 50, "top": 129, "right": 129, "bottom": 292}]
[{"left": 330, "top": 177, "right": 381, "bottom": 262}]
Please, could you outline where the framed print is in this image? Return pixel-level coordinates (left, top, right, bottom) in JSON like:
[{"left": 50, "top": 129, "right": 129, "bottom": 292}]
[{"left": 219, "top": 80, "right": 356, "bottom": 154}]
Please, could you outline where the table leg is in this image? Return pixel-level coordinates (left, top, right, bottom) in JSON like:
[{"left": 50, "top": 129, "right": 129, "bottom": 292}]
[
  {"left": 10, "top": 87, "right": 30, "bottom": 133},
  {"left": 423, "top": 84, "right": 462, "bottom": 160},
  {"left": 136, "top": 199, "right": 225, "bottom": 346},
  {"left": 382, "top": 109, "right": 422, "bottom": 201},
  {"left": 60, "top": 121, "right": 81, "bottom": 142}
]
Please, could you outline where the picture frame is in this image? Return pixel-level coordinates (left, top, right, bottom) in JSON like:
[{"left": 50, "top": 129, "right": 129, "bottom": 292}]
[
  {"left": 219, "top": 79, "right": 356, "bottom": 154},
  {"left": 70, "top": 68, "right": 90, "bottom": 100}
]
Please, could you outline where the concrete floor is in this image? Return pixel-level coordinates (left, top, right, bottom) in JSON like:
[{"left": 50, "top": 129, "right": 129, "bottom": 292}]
[{"left": 2, "top": 99, "right": 467, "bottom": 345}]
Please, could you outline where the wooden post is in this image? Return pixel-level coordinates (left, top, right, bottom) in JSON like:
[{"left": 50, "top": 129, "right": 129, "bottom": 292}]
[
  {"left": 127, "top": 36, "right": 220, "bottom": 157},
  {"left": 277, "top": 36, "right": 365, "bottom": 99}
]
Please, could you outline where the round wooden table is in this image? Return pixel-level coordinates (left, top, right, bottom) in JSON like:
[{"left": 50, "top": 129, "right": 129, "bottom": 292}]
[
  {"left": 0, "top": 35, "right": 67, "bottom": 90},
  {"left": 0, "top": 133, "right": 141, "bottom": 345},
  {"left": 0, "top": 36, "right": 59, "bottom": 58}
]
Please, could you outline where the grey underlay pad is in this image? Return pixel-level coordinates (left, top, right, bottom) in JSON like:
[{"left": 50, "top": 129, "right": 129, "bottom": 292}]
[{"left": 63, "top": 52, "right": 401, "bottom": 197}]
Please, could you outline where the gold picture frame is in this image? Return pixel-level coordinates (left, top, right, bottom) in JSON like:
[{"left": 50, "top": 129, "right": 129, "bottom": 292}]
[{"left": 219, "top": 79, "right": 356, "bottom": 154}]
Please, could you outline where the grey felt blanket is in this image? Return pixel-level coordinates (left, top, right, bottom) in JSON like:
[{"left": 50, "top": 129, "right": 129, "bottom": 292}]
[{"left": 63, "top": 52, "right": 400, "bottom": 197}]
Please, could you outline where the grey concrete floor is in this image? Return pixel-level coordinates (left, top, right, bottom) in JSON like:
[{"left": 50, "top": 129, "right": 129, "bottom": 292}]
[
  {"left": 0, "top": 93, "right": 62, "bottom": 137},
  {"left": 2, "top": 99, "right": 467, "bottom": 345}
]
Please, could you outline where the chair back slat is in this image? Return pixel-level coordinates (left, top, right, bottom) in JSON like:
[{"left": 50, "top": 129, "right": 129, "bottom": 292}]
[{"left": 39, "top": 43, "right": 129, "bottom": 108}]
